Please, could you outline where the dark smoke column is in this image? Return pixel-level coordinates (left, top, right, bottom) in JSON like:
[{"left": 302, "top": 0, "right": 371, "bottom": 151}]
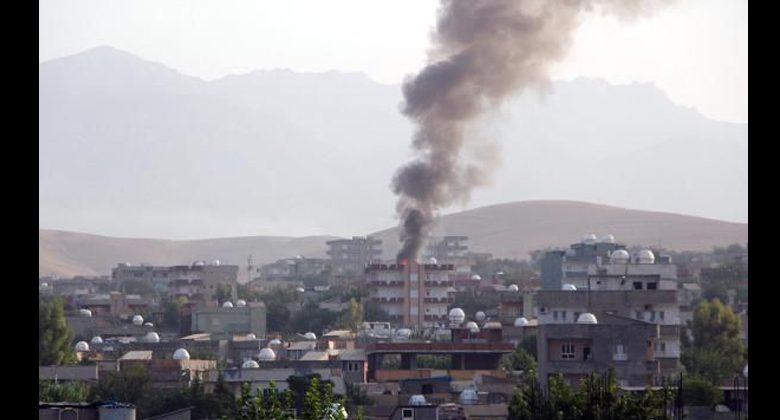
[{"left": 392, "top": 0, "right": 667, "bottom": 262}]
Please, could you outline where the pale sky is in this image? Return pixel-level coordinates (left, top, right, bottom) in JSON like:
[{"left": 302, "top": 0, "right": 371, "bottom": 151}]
[{"left": 40, "top": 0, "right": 747, "bottom": 123}]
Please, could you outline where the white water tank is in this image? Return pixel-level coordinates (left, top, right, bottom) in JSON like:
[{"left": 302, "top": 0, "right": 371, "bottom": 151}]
[
  {"left": 449, "top": 308, "right": 466, "bottom": 325},
  {"left": 577, "top": 313, "right": 598, "bottom": 324},
  {"left": 173, "top": 348, "right": 191, "bottom": 360},
  {"left": 459, "top": 389, "right": 479, "bottom": 405}
]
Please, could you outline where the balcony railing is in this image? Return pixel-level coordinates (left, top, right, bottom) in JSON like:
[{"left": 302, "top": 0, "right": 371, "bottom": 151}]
[
  {"left": 371, "top": 297, "right": 405, "bottom": 303},
  {"left": 423, "top": 297, "right": 453, "bottom": 304},
  {"left": 613, "top": 353, "right": 628, "bottom": 361},
  {"left": 369, "top": 281, "right": 405, "bottom": 287},
  {"left": 425, "top": 280, "right": 454, "bottom": 287}
]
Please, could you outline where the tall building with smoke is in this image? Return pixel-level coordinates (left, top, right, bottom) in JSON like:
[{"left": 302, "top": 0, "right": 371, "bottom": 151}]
[{"left": 366, "top": 261, "right": 454, "bottom": 327}]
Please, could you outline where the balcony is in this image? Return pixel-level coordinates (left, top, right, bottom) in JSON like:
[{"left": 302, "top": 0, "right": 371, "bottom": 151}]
[
  {"left": 369, "top": 281, "right": 404, "bottom": 288},
  {"left": 423, "top": 297, "right": 453, "bottom": 304},
  {"left": 425, "top": 280, "right": 453, "bottom": 287},
  {"left": 371, "top": 297, "right": 405, "bottom": 304},
  {"left": 613, "top": 353, "right": 628, "bottom": 362}
]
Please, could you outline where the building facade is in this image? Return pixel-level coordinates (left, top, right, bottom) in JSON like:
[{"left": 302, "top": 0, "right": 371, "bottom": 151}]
[
  {"left": 537, "top": 312, "right": 661, "bottom": 388},
  {"left": 327, "top": 236, "right": 383, "bottom": 282},
  {"left": 366, "top": 261, "right": 454, "bottom": 327},
  {"left": 113, "top": 262, "right": 239, "bottom": 307}
]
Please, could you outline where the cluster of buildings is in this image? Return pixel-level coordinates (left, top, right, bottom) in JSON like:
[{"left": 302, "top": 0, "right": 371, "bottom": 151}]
[{"left": 39, "top": 233, "right": 748, "bottom": 419}]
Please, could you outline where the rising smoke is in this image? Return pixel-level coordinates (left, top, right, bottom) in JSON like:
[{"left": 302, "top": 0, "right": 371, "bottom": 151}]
[{"left": 392, "top": 0, "right": 671, "bottom": 262}]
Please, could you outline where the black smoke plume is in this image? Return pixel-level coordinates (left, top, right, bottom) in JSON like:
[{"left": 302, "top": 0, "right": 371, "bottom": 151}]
[{"left": 393, "top": 0, "right": 670, "bottom": 261}]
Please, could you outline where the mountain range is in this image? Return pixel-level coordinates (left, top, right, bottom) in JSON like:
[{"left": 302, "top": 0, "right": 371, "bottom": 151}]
[{"left": 39, "top": 46, "right": 748, "bottom": 240}]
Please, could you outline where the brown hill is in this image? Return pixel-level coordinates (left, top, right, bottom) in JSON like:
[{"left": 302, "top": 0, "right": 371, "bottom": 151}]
[
  {"left": 39, "top": 229, "right": 336, "bottom": 281},
  {"left": 40, "top": 201, "right": 747, "bottom": 279},
  {"left": 369, "top": 200, "right": 747, "bottom": 259}
]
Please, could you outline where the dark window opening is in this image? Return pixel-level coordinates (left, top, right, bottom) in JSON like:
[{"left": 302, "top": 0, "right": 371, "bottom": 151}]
[
  {"left": 633, "top": 282, "right": 643, "bottom": 290},
  {"left": 647, "top": 282, "right": 658, "bottom": 290}
]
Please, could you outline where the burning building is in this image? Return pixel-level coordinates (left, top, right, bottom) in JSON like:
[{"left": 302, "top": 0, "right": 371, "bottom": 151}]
[{"left": 366, "top": 261, "right": 455, "bottom": 327}]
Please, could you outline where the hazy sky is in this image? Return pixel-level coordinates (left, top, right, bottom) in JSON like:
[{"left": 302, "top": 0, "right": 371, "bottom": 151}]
[{"left": 40, "top": 0, "right": 747, "bottom": 123}]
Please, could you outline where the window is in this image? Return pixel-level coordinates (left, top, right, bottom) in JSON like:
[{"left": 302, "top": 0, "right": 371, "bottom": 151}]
[
  {"left": 659, "top": 311, "right": 665, "bottom": 321},
  {"left": 561, "top": 343, "right": 575, "bottom": 359},
  {"left": 649, "top": 311, "right": 656, "bottom": 322},
  {"left": 635, "top": 311, "right": 642, "bottom": 320},
  {"left": 562, "top": 311, "right": 567, "bottom": 321},
  {"left": 616, "top": 344, "right": 625, "bottom": 355},
  {"left": 402, "top": 409, "right": 414, "bottom": 418},
  {"left": 553, "top": 311, "right": 559, "bottom": 321},
  {"left": 647, "top": 282, "right": 658, "bottom": 290},
  {"left": 633, "top": 282, "right": 643, "bottom": 290},
  {"left": 574, "top": 312, "right": 580, "bottom": 321}
]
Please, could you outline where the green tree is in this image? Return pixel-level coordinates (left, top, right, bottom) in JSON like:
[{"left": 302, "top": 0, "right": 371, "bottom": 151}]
[
  {"left": 362, "top": 301, "right": 392, "bottom": 322},
  {"left": 282, "top": 389, "right": 296, "bottom": 419},
  {"left": 335, "top": 298, "right": 363, "bottom": 331},
  {"left": 39, "top": 379, "right": 89, "bottom": 402},
  {"left": 39, "top": 296, "right": 76, "bottom": 365},
  {"left": 217, "top": 284, "right": 234, "bottom": 305},
  {"left": 163, "top": 296, "right": 187, "bottom": 332},
  {"left": 520, "top": 334, "right": 538, "bottom": 360},
  {"left": 89, "top": 365, "right": 152, "bottom": 416},
  {"left": 265, "top": 300, "right": 292, "bottom": 332},
  {"left": 682, "top": 376, "right": 721, "bottom": 407},
  {"left": 303, "top": 376, "right": 322, "bottom": 420},
  {"left": 682, "top": 298, "right": 745, "bottom": 384},
  {"left": 266, "top": 381, "right": 283, "bottom": 419},
  {"left": 502, "top": 346, "right": 537, "bottom": 377},
  {"left": 236, "top": 382, "right": 253, "bottom": 420}
]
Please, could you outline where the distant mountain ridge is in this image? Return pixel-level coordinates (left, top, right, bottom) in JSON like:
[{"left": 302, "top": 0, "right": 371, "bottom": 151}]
[
  {"left": 40, "top": 200, "right": 748, "bottom": 280},
  {"left": 40, "top": 46, "right": 747, "bottom": 240}
]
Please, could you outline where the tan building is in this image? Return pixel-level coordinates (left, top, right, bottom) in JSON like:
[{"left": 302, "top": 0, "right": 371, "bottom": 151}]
[
  {"left": 366, "top": 261, "right": 454, "bottom": 327},
  {"left": 191, "top": 303, "right": 267, "bottom": 338},
  {"left": 113, "top": 262, "right": 238, "bottom": 307}
]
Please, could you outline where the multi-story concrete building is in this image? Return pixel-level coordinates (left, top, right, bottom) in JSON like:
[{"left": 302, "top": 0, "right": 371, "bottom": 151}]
[
  {"left": 260, "top": 257, "right": 330, "bottom": 282},
  {"left": 537, "top": 312, "right": 661, "bottom": 388},
  {"left": 366, "top": 261, "right": 454, "bottom": 327},
  {"left": 82, "top": 292, "right": 151, "bottom": 317},
  {"left": 540, "top": 234, "right": 630, "bottom": 290},
  {"left": 425, "top": 236, "right": 468, "bottom": 261},
  {"left": 536, "top": 287, "right": 681, "bottom": 381},
  {"left": 113, "top": 262, "right": 238, "bottom": 307},
  {"left": 191, "top": 303, "right": 267, "bottom": 338},
  {"left": 327, "top": 236, "right": 382, "bottom": 282},
  {"left": 365, "top": 325, "right": 514, "bottom": 382}
]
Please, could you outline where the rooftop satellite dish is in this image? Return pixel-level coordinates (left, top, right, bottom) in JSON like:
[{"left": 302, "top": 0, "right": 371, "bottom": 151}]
[
  {"left": 132, "top": 315, "right": 144, "bottom": 325},
  {"left": 75, "top": 341, "right": 90, "bottom": 352}
]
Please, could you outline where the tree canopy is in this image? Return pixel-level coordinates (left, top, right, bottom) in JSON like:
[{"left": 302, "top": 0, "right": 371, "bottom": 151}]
[{"left": 39, "top": 296, "right": 75, "bottom": 365}]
